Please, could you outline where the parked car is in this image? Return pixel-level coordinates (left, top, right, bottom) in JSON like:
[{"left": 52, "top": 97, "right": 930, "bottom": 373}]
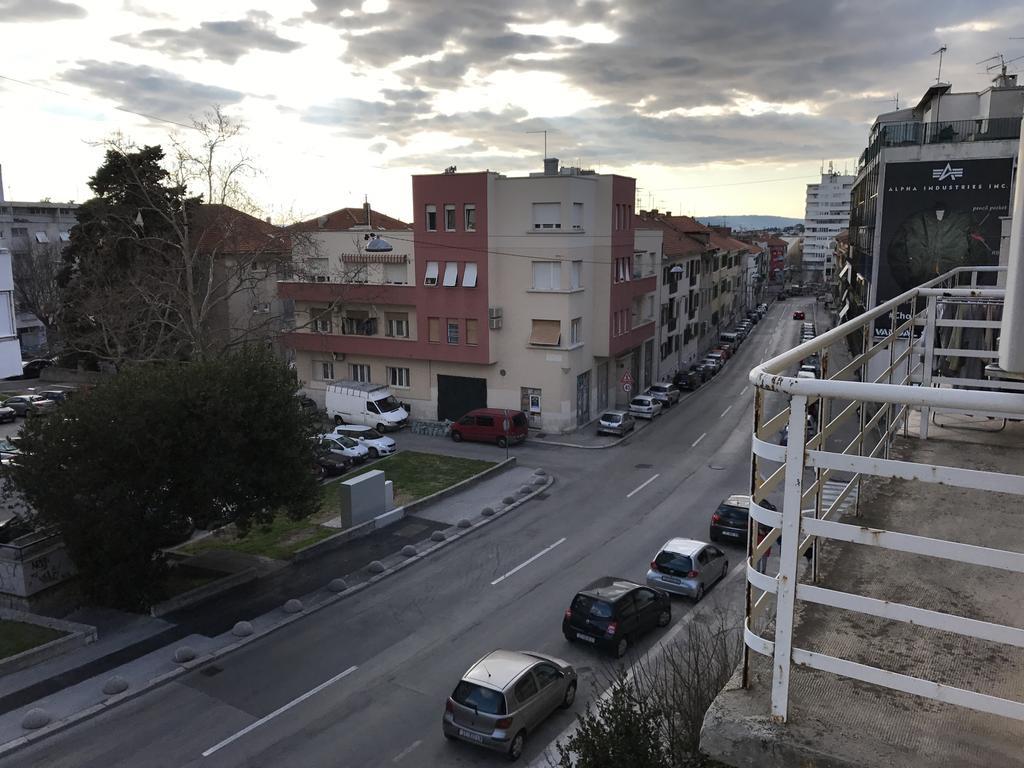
[
  {"left": 0, "top": 438, "right": 20, "bottom": 466},
  {"left": 3, "top": 394, "right": 56, "bottom": 417},
  {"left": 442, "top": 650, "right": 577, "bottom": 760},
  {"left": 700, "top": 357, "right": 722, "bottom": 375},
  {"left": 450, "top": 408, "right": 528, "bottom": 447},
  {"left": 719, "top": 331, "right": 740, "bottom": 347},
  {"left": 325, "top": 380, "right": 408, "bottom": 431},
  {"left": 706, "top": 350, "right": 726, "bottom": 366},
  {"left": 37, "top": 388, "right": 76, "bottom": 405},
  {"left": 562, "top": 577, "right": 671, "bottom": 657},
  {"left": 780, "top": 415, "right": 818, "bottom": 446},
  {"left": 645, "top": 381, "right": 681, "bottom": 408},
  {"left": 330, "top": 424, "right": 396, "bottom": 458},
  {"left": 313, "top": 444, "right": 351, "bottom": 478},
  {"left": 628, "top": 394, "right": 662, "bottom": 420},
  {"left": 709, "top": 494, "right": 778, "bottom": 543},
  {"left": 646, "top": 538, "right": 729, "bottom": 601},
  {"left": 799, "top": 365, "right": 818, "bottom": 379},
  {"left": 712, "top": 345, "right": 732, "bottom": 361},
  {"left": 675, "top": 367, "right": 704, "bottom": 390},
  {"left": 792, "top": 310, "right": 805, "bottom": 320},
  {"left": 317, "top": 434, "right": 369, "bottom": 464},
  {"left": 802, "top": 356, "right": 821, "bottom": 376},
  {"left": 597, "top": 410, "right": 635, "bottom": 436},
  {"left": 0, "top": 405, "right": 14, "bottom": 423},
  {"left": 3, "top": 358, "right": 54, "bottom": 381}
]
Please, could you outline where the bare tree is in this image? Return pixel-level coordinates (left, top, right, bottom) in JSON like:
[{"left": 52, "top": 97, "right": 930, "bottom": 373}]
[{"left": 12, "top": 242, "right": 66, "bottom": 349}]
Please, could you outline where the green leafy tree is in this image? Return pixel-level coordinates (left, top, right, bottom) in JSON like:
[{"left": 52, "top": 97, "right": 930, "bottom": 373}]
[{"left": 7, "top": 348, "right": 319, "bottom": 609}]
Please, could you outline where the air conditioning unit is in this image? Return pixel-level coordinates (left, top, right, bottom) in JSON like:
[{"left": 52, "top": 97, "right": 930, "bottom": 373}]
[
  {"left": 489, "top": 317, "right": 503, "bottom": 330},
  {"left": 332, "top": 352, "right": 346, "bottom": 362},
  {"left": 488, "top": 307, "right": 503, "bottom": 319}
]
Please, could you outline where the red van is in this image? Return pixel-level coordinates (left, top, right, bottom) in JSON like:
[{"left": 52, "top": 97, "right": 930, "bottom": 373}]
[{"left": 450, "top": 408, "right": 529, "bottom": 447}]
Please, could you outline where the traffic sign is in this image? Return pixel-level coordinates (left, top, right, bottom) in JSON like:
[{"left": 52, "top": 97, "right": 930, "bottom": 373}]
[
  {"left": 623, "top": 383, "right": 632, "bottom": 393},
  {"left": 620, "top": 371, "right": 634, "bottom": 386}
]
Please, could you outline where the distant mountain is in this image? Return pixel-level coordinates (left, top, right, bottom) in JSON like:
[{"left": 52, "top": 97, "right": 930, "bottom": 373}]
[{"left": 698, "top": 215, "right": 802, "bottom": 231}]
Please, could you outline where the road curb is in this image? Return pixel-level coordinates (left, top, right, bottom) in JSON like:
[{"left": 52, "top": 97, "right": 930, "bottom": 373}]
[{"left": 0, "top": 473, "right": 556, "bottom": 760}]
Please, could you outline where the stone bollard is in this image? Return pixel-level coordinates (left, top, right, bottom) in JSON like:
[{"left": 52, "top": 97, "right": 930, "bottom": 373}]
[
  {"left": 173, "top": 646, "right": 197, "bottom": 663},
  {"left": 533, "top": 475, "right": 547, "bottom": 486},
  {"left": 328, "top": 578, "right": 348, "bottom": 592},
  {"left": 232, "top": 621, "right": 254, "bottom": 637},
  {"left": 481, "top": 506, "right": 496, "bottom": 517},
  {"left": 401, "top": 545, "right": 418, "bottom": 557},
  {"left": 457, "top": 518, "right": 472, "bottom": 529},
  {"left": 22, "top": 709, "right": 50, "bottom": 730},
  {"left": 102, "top": 676, "right": 130, "bottom": 696},
  {"left": 533, "top": 468, "right": 547, "bottom": 477},
  {"left": 518, "top": 485, "right": 532, "bottom": 495},
  {"left": 368, "top": 560, "right": 386, "bottom": 574},
  {"left": 284, "top": 599, "right": 304, "bottom": 614},
  {"left": 502, "top": 496, "right": 516, "bottom": 505},
  {"left": 430, "top": 530, "right": 446, "bottom": 542}
]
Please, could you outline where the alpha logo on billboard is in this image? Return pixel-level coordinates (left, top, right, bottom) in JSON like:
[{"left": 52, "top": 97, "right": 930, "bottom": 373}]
[{"left": 931, "top": 163, "right": 964, "bottom": 181}]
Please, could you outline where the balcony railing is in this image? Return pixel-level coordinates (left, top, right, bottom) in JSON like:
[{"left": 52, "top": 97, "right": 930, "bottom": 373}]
[
  {"left": 745, "top": 265, "right": 1024, "bottom": 724},
  {"left": 859, "top": 117, "right": 1022, "bottom": 169}
]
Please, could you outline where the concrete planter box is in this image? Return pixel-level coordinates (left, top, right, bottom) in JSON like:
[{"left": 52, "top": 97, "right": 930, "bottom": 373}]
[{"left": 0, "top": 608, "right": 97, "bottom": 675}]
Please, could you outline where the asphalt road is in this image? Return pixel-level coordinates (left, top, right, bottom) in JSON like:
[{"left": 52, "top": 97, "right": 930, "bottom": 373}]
[{"left": 7, "top": 298, "right": 818, "bottom": 768}]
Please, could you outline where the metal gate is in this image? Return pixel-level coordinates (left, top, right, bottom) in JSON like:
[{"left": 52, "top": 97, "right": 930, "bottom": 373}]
[
  {"left": 576, "top": 370, "right": 591, "bottom": 426},
  {"left": 436, "top": 375, "right": 487, "bottom": 421},
  {"left": 643, "top": 339, "right": 654, "bottom": 387},
  {"left": 597, "top": 362, "right": 609, "bottom": 411}
]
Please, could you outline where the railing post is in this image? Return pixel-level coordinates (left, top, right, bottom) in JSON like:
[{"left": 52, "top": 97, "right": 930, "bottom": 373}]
[
  {"left": 743, "top": 386, "right": 764, "bottom": 689},
  {"left": 812, "top": 350, "right": 830, "bottom": 583},
  {"left": 921, "top": 296, "right": 937, "bottom": 440},
  {"left": 884, "top": 307, "right": 898, "bottom": 459},
  {"left": 771, "top": 394, "right": 807, "bottom": 723}
]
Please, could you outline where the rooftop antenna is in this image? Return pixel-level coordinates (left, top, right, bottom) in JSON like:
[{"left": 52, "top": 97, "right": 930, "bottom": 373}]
[
  {"left": 526, "top": 129, "right": 551, "bottom": 158},
  {"left": 932, "top": 45, "right": 948, "bottom": 83}
]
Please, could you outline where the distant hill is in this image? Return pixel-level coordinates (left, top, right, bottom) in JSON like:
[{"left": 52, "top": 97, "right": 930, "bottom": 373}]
[{"left": 698, "top": 215, "right": 802, "bottom": 231}]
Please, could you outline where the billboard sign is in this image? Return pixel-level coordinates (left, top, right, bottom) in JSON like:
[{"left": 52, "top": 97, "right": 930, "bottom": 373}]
[{"left": 874, "top": 157, "right": 1012, "bottom": 337}]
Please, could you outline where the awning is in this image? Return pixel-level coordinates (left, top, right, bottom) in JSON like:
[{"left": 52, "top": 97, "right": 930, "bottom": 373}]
[
  {"left": 529, "top": 319, "right": 561, "bottom": 346},
  {"left": 463, "top": 262, "right": 478, "bottom": 288},
  {"left": 341, "top": 253, "right": 408, "bottom": 264},
  {"left": 424, "top": 261, "right": 439, "bottom": 284}
]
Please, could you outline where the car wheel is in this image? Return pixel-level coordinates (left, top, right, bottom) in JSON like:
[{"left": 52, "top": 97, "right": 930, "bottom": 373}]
[
  {"left": 694, "top": 585, "right": 705, "bottom": 602},
  {"left": 451, "top": 430, "right": 463, "bottom": 442},
  {"left": 560, "top": 681, "right": 577, "bottom": 709},
  {"left": 369, "top": 448, "right": 379, "bottom": 458},
  {"left": 334, "top": 416, "right": 345, "bottom": 425},
  {"left": 656, "top": 607, "right": 671, "bottom": 627},
  {"left": 508, "top": 730, "right": 525, "bottom": 761},
  {"left": 376, "top": 423, "right": 386, "bottom": 433},
  {"left": 496, "top": 436, "right": 508, "bottom": 448},
  {"left": 614, "top": 637, "right": 629, "bottom": 658},
  {"left": 443, "top": 731, "right": 455, "bottom": 741}
]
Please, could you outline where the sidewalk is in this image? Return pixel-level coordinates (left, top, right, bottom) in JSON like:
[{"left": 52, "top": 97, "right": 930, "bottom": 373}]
[{"left": 0, "top": 462, "right": 556, "bottom": 756}]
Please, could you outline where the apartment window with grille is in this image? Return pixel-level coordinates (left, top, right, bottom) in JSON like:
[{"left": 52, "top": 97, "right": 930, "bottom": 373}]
[
  {"left": 313, "top": 360, "right": 334, "bottom": 380},
  {"left": 466, "top": 318, "right": 479, "bottom": 345},
  {"left": 444, "top": 204, "right": 456, "bottom": 231},
  {"left": 531, "top": 261, "right": 560, "bottom": 291},
  {"left": 464, "top": 204, "right": 476, "bottom": 231},
  {"left": 350, "top": 364, "right": 371, "bottom": 382},
  {"left": 425, "top": 205, "right": 437, "bottom": 231},
  {"left": 428, "top": 317, "right": 440, "bottom": 343},
  {"left": 387, "top": 366, "right": 410, "bottom": 389},
  {"left": 570, "top": 317, "right": 582, "bottom": 345},
  {"left": 385, "top": 313, "right": 409, "bottom": 338},
  {"left": 447, "top": 319, "right": 460, "bottom": 344},
  {"left": 313, "top": 309, "right": 332, "bottom": 333}
]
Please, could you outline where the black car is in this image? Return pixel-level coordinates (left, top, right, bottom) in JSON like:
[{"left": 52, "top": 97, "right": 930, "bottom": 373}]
[
  {"left": 562, "top": 577, "right": 671, "bottom": 658},
  {"left": 674, "top": 367, "right": 703, "bottom": 391},
  {"left": 3, "top": 359, "right": 54, "bottom": 381},
  {"left": 313, "top": 445, "right": 351, "bottom": 478},
  {"left": 709, "top": 494, "right": 777, "bottom": 543}
]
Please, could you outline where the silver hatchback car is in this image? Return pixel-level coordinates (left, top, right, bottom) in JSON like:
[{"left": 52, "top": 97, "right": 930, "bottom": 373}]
[
  {"left": 646, "top": 537, "right": 729, "bottom": 601},
  {"left": 443, "top": 650, "right": 577, "bottom": 761}
]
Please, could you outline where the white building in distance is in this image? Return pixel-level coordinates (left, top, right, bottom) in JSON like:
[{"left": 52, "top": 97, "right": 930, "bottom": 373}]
[{"left": 803, "top": 165, "right": 854, "bottom": 283}]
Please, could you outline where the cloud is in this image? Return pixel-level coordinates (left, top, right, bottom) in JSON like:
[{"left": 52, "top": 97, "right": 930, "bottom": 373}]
[
  {"left": 113, "top": 11, "right": 302, "bottom": 64},
  {"left": 61, "top": 61, "right": 245, "bottom": 123},
  {"left": 0, "top": 0, "right": 85, "bottom": 22}
]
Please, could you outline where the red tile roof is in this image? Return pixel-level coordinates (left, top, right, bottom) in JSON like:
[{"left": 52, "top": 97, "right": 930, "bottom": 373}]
[
  {"left": 634, "top": 211, "right": 713, "bottom": 257},
  {"left": 191, "top": 204, "right": 290, "bottom": 255},
  {"left": 291, "top": 206, "right": 411, "bottom": 232}
]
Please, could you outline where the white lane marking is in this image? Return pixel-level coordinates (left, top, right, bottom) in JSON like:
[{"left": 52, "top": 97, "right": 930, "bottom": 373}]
[
  {"left": 393, "top": 740, "right": 423, "bottom": 763},
  {"left": 741, "top": 386, "right": 749, "bottom": 396},
  {"left": 691, "top": 432, "right": 706, "bottom": 448},
  {"left": 625, "top": 473, "right": 660, "bottom": 499},
  {"left": 202, "top": 666, "right": 358, "bottom": 757},
  {"left": 720, "top": 405, "right": 732, "bottom": 418},
  {"left": 490, "top": 538, "right": 567, "bottom": 586}
]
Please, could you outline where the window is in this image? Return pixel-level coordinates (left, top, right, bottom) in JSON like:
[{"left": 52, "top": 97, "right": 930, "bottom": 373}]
[
  {"left": 342, "top": 312, "right": 375, "bottom": 335},
  {"left": 532, "top": 202, "right": 561, "bottom": 230},
  {"left": 464, "top": 204, "right": 476, "bottom": 231},
  {"left": 349, "top": 264, "right": 368, "bottom": 283},
  {"left": 571, "top": 260, "right": 582, "bottom": 289},
  {"left": 531, "top": 261, "right": 560, "bottom": 291},
  {"left": 466, "top": 318, "right": 479, "bottom": 345},
  {"left": 384, "top": 263, "right": 407, "bottom": 284},
  {"left": 34, "top": 232, "right": 49, "bottom": 244},
  {"left": 462, "top": 262, "right": 478, "bottom": 288},
  {"left": 350, "top": 364, "right": 370, "bottom": 382},
  {"left": 444, "top": 204, "right": 456, "bottom": 231},
  {"left": 447, "top": 320, "right": 460, "bottom": 344},
  {"left": 251, "top": 302, "right": 271, "bottom": 314},
  {"left": 570, "top": 317, "right": 581, "bottom": 345},
  {"left": 529, "top": 319, "right": 560, "bottom": 346},
  {"left": 11, "top": 227, "right": 27, "bottom": 237},
  {"left": 571, "top": 202, "right": 583, "bottom": 230},
  {"left": 513, "top": 674, "right": 539, "bottom": 703},
  {"left": 425, "top": 205, "right": 437, "bottom": 231},
  {"left": 387, "top": 366, "right": 410, "bottom": 388},
  {"left": 634, "top": 588, "right": 656, "bottom": 610},
  {"left": 385, "top": 313, "right": 409, "bottom": 338},
  {"left": 59, "top": 231, "right": 71, "bottom": 242},
  {"left": 313, "top": 309, "right": 332, "bottom": 333},
  {"left": 424, "top": 261, "right": 439, "bottom": 286},
  {"left": 313, "top": 360, "right": 334, "bottom": 380},
  {"left": 442, "top": 262, "right": 458, "bottom": 287},
  {"left": 613, "top": 311, "right": 620, "bottom": 336},
  {"left": 428, "top": 317, "right": 440, "bottom": 343}
]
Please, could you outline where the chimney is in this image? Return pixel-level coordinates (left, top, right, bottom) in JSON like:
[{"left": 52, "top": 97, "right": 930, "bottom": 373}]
[
  {"left": 265, "top": 216, "right": 271, "bottom": 225},
  {"left": 543, "top": 157, "right": 559, "bottom": 176},
  {"left": 364, "top": 201, "right": 371, "bottom": 226}
]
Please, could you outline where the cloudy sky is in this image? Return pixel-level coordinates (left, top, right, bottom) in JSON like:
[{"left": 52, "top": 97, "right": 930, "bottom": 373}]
[{"left": 1, "top": 0, "right": 1023, "bottom": 222}]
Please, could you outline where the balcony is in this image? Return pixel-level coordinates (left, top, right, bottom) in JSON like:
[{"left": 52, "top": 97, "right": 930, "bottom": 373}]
[
  {"left": 702, "top": 266, "right": 1024, "bottom": 768},
  {"left": 859, "top": 117, "right": 1022, "bottom": 169},
  {"left": 277, "top": 280, "right": 416, "bottom": 305}
]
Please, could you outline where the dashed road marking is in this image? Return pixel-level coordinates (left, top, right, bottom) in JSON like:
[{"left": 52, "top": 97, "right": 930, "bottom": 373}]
[
  {"left": 626, "top": 473, "right": 660, "bottom": 499},
  {"left": 491, "top": 538, "right": 567, "bottom": 586}
]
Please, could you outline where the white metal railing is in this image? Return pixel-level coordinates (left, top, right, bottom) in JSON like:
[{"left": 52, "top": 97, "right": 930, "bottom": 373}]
[{"left": 745, "top": 265, "right": 1024, "bottom": 723}]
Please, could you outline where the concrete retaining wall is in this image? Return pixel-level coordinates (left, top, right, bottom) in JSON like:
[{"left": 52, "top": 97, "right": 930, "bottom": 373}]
[
  {"left": 0, "top": 608, "right": 97, "bottom": 675},
  {"left": 149, "top": 568, "right": 258, "bottom": 617}
]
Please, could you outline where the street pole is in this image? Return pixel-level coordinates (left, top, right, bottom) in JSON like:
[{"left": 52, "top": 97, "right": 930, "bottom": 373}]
[{"left": 504, "top": 409, "right": 510, "bottom": 462}]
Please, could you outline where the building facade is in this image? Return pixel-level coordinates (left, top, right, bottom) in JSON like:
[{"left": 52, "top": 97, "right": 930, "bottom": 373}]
[
  {"left": 280, "top": 161, "right": 656, "bottom": 433},
  {"left": 803, "top": 166, "right": 854, "bottom": 284},
  {"left": 845, "top": 74, "right": 1023, "bottom": 330}
]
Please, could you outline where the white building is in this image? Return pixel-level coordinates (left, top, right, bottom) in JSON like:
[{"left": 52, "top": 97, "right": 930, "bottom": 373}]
[
  {"left": 0, "top": 248, "right": 23, "bottom": 377},
  {"left": 803, "top": 166, "right": 854, "bottom": 283}
]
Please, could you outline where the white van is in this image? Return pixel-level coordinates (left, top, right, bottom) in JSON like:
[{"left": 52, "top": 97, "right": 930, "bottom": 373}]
[{"left": 325, "top": 380, "right": 409, "bottom": 431}]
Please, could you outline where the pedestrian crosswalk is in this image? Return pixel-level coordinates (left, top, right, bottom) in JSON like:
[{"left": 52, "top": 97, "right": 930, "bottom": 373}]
[{"left": 819, "top": 479, "right": 859, "bottom": 516}]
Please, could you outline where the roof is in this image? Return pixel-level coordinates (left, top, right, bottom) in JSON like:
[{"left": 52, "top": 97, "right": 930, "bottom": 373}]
[
  {"left": 326, "top": 380, "right": 390, "bottom": 393},
  {"left": 291, "top": 206, "right": 411, "bottom": 232},
  {"left": 578, "top": 577, "right": 642, "bottom": 601},
  {"left": 709, "top": 230, "right": 756, "bottom": 253},
  {"left": 659, "top": 538, "right": 706, "bottom": 556},
  {"left": 721, "top": 494, "right": 751, "bottom": 509},
  {"left": 191, "top": 204, "right": 290, "bottom": 255},
  {"left": 634, "top": 211, "right": 712, "bottom": 258},
  {"left": 463, "top": 650, "right": 538, "bottom": 691},
  {"left": 766, "top": 235, "right": 789, "bottom": 247}
]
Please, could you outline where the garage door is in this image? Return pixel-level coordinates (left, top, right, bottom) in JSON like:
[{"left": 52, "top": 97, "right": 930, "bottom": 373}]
[{"left": 437, "top": 375, "right": 487, "bottom": 421}]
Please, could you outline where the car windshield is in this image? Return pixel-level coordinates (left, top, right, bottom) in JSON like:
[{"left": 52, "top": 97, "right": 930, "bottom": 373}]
[
  {"left": 376, "top": 396, "right": 402, "bottom": 413},
  {"left": 452, "top": 681, "right": 506, "bottom": 715},
  {"left": 571, "top": 594, "right": 613, "bottom": 618},
  {"left": 334, "top": 435, "right": 358, "bottom": 448},
  {"left": 655, "top": 551, "right": 694, "bottom": 573},
  {"left": 717, "top": 503, "right": 748, "bottom": 521},
  {"left": 601, "top": 412, "right": 622, "bottom": 423},
  {"left": 649, "top": 386, "right": 666, "bottom": 394},
  {"left": 0, "top": 439, "right": 18, "bottom": 453},
  {"left": 511, "top": 412, "right": 527, "bottom": 427},
  {"left": 360, "top": 429, "right": 383, "bottom": 439},
  {"left": 630, "top": 398, "right": 648, "bottom": 407}
]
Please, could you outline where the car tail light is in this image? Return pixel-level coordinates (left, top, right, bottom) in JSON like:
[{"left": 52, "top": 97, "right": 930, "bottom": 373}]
[
  {"left": 445, "top": 700, "right": 454, "bottom": 713},
  {"left": 564, "top": 608, "right": 572, "bottom": 620},
  {"left": 687, "top": 570, "right": 699, "bottom": 578},
  {"left": 649, "top": 560, "right": 659, "bottom": 572},
  {"left": 711, "top": 513, "right": 721, "bottom": 524},
  {"left": 495, "top": 717, "right": 513, "bottom": 729},
  {"left": 606, "top": 621, "right": 618, "bottom": 636}
]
